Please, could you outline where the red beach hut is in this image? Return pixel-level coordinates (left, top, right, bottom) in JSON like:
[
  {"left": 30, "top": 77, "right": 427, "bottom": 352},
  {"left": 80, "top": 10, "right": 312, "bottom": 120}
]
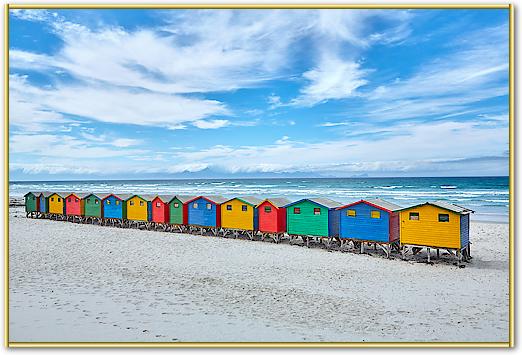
[
  {"left": 151, "top": 195, "right": 173, "bottom": 224},
  {"left": 256, "top": 197, "right": 290, "bottom": 233},
  {"left": 65, "top": 192, "right": 84, "bottom": 216}
]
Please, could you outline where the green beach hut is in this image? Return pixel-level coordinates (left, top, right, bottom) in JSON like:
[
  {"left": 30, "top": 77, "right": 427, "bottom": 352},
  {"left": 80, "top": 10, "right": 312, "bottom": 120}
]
[
  {"left": 169, "top": 195, "right": 196, "bottom": 225},
  {"left": 284, "top": 198, "right": 342, "bottom": 237},
  {"left": 24, "top": 191, "right": 40, "bottom": 215},
  {"left": 83, "top": 193, "right": 103, "bottom": 218}
]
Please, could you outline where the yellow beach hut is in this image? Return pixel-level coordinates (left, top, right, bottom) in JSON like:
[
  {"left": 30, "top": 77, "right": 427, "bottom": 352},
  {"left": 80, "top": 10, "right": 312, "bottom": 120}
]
[
  {"left": 221, "top": 196, "right": 263, "bottom": 231},
  {"left": 398, "top": 201, "right": 473, "bottom": 265},
  {"left": 125, "top": 194, "right": 152, "bottom": 222},
  {"left": 48, "top": 192, "right": 66, "bottom": 215}
]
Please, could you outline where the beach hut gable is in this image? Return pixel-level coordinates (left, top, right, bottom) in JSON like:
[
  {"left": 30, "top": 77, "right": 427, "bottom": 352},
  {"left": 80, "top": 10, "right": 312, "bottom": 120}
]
[
  {"left": 126, "top": 195, "right": 149, "bottom": 222},
  {"left": 24, "top": 192, "right": 40, "bottom": 213},
  {"left": 337, "top": 199, "right": 401, "bottom": 243},
  {"left": 102, "top": 194, "right": 125, "bottom": 219},
  {"left": 186, "top": 195, "right": 225, "bottom": 228},
  {"left": 221, "top": 197, "right": 261, "bottom": 231},
  {"left": 83, "top": 193, "right": 102, "bottom": 218},
  {"left": 285, "top": 199, "right": 342, "bottom": 237},
  {"left": 47, "top": 193, "right": 66, "bottom": 214},
  {"left": 399, "top": 202, "right": 471, "bottom": 249},
  {"left": 168, "top": 195, "right": 196, "bottom": 225}
]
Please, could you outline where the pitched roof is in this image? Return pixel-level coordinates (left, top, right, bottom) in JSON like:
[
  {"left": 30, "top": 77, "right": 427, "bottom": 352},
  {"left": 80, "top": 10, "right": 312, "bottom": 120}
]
[
  {"left": 170, "top": 195, "right": 197, "bottom": 203},
  {"left": 153, "top": 194, "right": 175, "bottom": 203},
  {"left": 337, "top": 198, "right": 402, "bottom": 212},
  {"left": 77, "top": 192, "right": 93, "bottom": 199},
  {"left": 42, "top": 191, "right": 55, "bottom": 198},
  {"left": 223, "top": 196, "right": 264, "bottom": 207},
  {"left": 24, "top": 191, "right": 43, "bottom": 197},
  {"left": 113, "top": 193, "right": 134, "bottom": 201},
  {"left": 397, "top": 201, "right": 474, "bottom": 214},
  {"left": 432, "top": 200, "right": 474, "bottom": 214},
  {"left": 83, "top": 192, "right": 104, "bottom": 199},
  {"left": 256, "top": 197, "right": 291, "bottom": 208},
  {"left": 284, "top": 197, "right": 342, "bottom": 209},
  {"left": 204, "top": 195, "right": 229, "bottom": 204}
]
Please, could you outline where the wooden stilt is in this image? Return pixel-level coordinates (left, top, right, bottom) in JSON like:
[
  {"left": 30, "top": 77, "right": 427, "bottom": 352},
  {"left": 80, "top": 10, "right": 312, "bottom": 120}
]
[{"left": 427, "top": 247, "right": 431, "bottom": 264}]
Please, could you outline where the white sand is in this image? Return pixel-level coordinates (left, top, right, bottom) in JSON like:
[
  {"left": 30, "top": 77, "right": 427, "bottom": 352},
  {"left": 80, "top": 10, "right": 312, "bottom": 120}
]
[{"left": 8, "top": 206, "right": 509, "bottom": 343}]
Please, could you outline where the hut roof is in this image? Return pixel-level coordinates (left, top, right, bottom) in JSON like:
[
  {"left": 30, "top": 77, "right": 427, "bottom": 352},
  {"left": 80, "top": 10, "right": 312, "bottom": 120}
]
[
  {"left": 186, "top": 195, "right": 228, "bottom": 205},
  {"left": 256, "top": 197, "right": 291, "bottom": 208},
  {"left": 284, "top": 197, "right": 342, "bottom": 209},
  {"left": 152, "top": 194, "right": 175, "bottom": 203},
  {"left": 223, "top": 196, "right": 264, "bottom": 207},
  {"left": 42, "top": 191, "right": 55, "bottom": 198},
  {"left": 337, "top": 198, "right": 402, "bottom": 212},
  {"left": 169, "top": 195, "right": 197, "bottom": 203},
  {"left": 24, "top": 191, "right": 42, "bottom": 197},
  {"left": 114, "top": 193, "right": 134, "bottom": 201},
  {"left": 77, "top": 193, "right": 93, "bottom": 199},
  {"left": 397, "top": 201, "right": 474, "bottom": 214}
]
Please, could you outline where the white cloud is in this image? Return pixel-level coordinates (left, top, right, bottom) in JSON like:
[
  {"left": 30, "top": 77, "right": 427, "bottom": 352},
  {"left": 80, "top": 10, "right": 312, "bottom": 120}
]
[
  {"left": 319, "top": 122, "right": 350, "bottom": 127},
  {"left": 170, "top": 120, "right": 507, "bottom": 175},
  {"left": 111, "top": 138, "right": 142, "bottom": 148},
  {"left": 9, "top": 74, "right": 228, "bottom": 129},
  {"left": 192, "top": 119, "right": 230, "bottom": 129},
  {"left": 291, "top": 55, "right": 369, "bottom": 107}
]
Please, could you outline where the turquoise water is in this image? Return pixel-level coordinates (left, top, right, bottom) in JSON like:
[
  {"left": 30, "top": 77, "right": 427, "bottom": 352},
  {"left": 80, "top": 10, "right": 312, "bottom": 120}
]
[{"left": 10, "top": 177, "right": 509, "bottom": 222}]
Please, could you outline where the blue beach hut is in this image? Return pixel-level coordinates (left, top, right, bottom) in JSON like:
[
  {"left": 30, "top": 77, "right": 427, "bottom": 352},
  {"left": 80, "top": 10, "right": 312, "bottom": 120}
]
[
  {"left": 186, "top": 195, "right": 227, "bottom": 228},
  {"left": 336, "top": 198, "right": 402, "bottom": 256},
  {"left": 102, "top": 193, "right": 131, "bottom": 219}
]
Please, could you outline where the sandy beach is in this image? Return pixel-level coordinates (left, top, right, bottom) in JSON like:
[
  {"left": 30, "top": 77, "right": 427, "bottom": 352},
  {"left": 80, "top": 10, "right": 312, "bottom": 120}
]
[{"left": 8, "top": 205, "right": 509, "bottom": 343}]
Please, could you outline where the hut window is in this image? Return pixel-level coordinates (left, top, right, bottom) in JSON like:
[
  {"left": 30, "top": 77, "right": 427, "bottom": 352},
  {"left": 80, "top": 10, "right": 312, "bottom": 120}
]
[
  {"left": 264, "top": 206, "right": 272, "bottom": 213},
  {"left": 106, "top": 200, "right": 111, "bottom": 205},
  {"left": 58, "top": 198, "right": 61, "bottom": 202},
  {"left": 347, "top": 210, "right": 356, "bottom": 217},
  {"left": 206, "top": 203, "right": 212, "bottom": 210},
  {"left": 156, "top": 202, "right": 161, "bottom": 207},
  {"left": 116, "top": 201, "right": 120, "bottom": 205},
  {"left": 68, "top": 198, "right": 71, "bottom": 202},
  {"left": 313, "top": 208, "right": 321, "bottom": 215},
  {"left": 174, "top": 203, "right": 179, "bottom": 208},
  {"left": 293, "top": 207, "right": 300, "bottom": 214},
  {"left": 226, "top": 205, "right": 232, "bottom": 211},
  {"left": 75, "top": 198, "right": 79, "bottom": 202},
  {"left": 140, "top": 201, "right": 144, "bottom": 206},
  {"left": 51, "top": 198, "right": 54, "bottom": 202},
  {"left": 409, "top": 212, "right": 419, "bottom": 220},
  {"left": 95, "top": 200, "right": 99, "bottom": 205},
  {"left": 371, "top": 211, "right": 381, "bottom": 219},
  {"left": 193, "top": 203, "right": 198, "bottom": 209},
  {"left": 242, "top": 205, "right": 248, "bottom": 212},
  {"left": 438, "top": 214, "right": 450, "bottom": 222},
  {"left": 130, "top": 201, "right": 134, "bottom": 206},
  {"left": 32, "top": 197, "right": 35, "bottom": 200},
  {"left": 87, "top": 198, "right": 90, "bottom": 203}
]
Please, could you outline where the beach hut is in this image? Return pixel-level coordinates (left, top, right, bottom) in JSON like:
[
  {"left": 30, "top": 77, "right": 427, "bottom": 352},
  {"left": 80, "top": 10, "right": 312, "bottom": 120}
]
[
  {"left": 221, "top": 196, "right": 263, "bottom": 238},
  {"left": 186, "top": 195, "right": 227, "bottom": 233},
  {"left": 168, "top": 195, "right": 196, "bottom": 230},
  {"left": 39, "top": 192, "right": 52, "bottom": 214},
  {"left": 151, "top": 195, "right": 173, "bottom": 225},
  {"left": 284, "top": 198, "right": 342, "bottom": 246},
  {"left": 47, "top": 192, "right": 66, "bottom": 218},
  {"left": 397, "top": 201, "right": 474, "bottom": 265},
  {"left": 125, "top": 194, "right": 153, "bottom": 223},
  {"left": 101, "top": 193, "right": 129, "bottom": 226},
  {"left": 336, "top": 198, "right": 402, "bottom": 257},
  {"left": 23, "top": 192, "right": 40, "bottom": 216},
  {"left": 64, "top": 193, "right": 85, "bottom": 221},
  {"left": 255, "top": 198, "right": 290, "bottom": 240},
  {"left": 83, "top": 193, "right": 103, "bottom": 222}
]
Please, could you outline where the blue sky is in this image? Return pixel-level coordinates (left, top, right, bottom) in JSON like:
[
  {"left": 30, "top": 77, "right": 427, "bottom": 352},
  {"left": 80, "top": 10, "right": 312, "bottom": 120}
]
[{"left": 9, "top": 8, "right": 509, "bottom": 180}]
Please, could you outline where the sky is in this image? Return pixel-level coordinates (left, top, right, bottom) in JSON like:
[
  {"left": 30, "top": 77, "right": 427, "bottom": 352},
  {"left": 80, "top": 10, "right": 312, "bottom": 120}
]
[{"left": 9, "top": 8, "right": 509, "bottom": 181}]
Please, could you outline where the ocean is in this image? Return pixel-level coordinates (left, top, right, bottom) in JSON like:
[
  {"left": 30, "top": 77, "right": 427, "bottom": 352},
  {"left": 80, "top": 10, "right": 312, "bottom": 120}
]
[{"left": 9, "top": 176, "right": 509, "bottom": 223}]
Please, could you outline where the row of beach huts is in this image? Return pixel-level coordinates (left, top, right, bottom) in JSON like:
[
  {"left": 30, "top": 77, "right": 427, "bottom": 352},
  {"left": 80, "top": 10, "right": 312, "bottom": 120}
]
[{"left": 23, "top": 192, "right": 473, "bottom": 266}]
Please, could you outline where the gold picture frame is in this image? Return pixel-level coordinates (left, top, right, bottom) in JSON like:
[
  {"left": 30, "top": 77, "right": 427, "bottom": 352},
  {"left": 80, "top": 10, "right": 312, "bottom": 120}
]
[{"left": 4, "top": 3, "right": 514, "bottom": 348}]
